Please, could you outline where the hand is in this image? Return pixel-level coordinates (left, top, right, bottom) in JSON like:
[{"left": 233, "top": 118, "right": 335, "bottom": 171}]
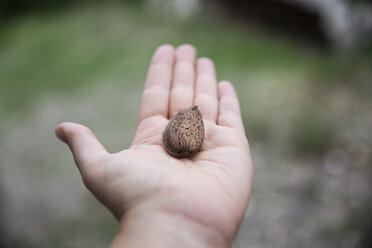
[{"left": 55, "top": 44, "right": 253, "bottom": 248}]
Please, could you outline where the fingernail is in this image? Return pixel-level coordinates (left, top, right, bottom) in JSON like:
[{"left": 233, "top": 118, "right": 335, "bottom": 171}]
[{"left": 55, "top": 127, "right": 67, "bottom": 143}]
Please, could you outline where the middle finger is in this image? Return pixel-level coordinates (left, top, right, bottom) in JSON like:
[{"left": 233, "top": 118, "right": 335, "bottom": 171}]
[{"left": 169, "top": 44, "right": 196, "bottom": 117}]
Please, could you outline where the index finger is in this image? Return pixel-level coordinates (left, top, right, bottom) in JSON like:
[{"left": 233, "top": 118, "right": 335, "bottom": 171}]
[{"left": 138, "top": 45, "right": 175, "bottom": 122}]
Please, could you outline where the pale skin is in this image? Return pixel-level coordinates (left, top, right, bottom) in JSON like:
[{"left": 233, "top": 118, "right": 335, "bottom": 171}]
[{"left": 55, "top": 44, "right": 253, "bottom": 248}]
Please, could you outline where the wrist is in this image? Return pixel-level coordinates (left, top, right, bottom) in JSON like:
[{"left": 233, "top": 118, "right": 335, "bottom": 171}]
[{"left": 111, "top": 209, "right": 229, "bottom": 248}]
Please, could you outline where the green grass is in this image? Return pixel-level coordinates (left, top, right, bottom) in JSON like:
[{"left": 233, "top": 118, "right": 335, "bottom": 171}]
[
  {"left": 290, "top": 108, "right": 336, "bottom": 156},
  {"left": 1, "top": 2, "right": 362, "bottom": 114},
  {"left": 1, "top": 2, "right": 371, "bottom": 152}
]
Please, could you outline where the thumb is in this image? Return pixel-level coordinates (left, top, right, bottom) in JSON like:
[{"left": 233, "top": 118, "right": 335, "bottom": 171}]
[{"left": 55, "top": 122, "right": 108, "bottom": 171}]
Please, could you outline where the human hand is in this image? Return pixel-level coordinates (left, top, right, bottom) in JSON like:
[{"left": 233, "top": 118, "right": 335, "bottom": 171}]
[{"left": 55, "top": 44, "right": 253, "bottom": 248}]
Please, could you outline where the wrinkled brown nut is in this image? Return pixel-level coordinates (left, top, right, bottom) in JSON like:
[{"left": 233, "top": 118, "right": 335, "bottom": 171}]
[{"left": 162, "top": 106, "right": 205, "bottom": 158}]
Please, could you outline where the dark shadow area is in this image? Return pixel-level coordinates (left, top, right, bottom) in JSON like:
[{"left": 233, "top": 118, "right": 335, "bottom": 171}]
[
  {"left": 212, "top": 0, "right": 329, "bottom": 48},
  {"left": 0, "top": 0, "right": 143, "bottom": 21}
]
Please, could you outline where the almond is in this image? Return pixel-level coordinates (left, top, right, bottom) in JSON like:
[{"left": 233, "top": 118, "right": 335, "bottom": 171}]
[{"left": 162, "top": 106, "right": 204, "bottom": 158}]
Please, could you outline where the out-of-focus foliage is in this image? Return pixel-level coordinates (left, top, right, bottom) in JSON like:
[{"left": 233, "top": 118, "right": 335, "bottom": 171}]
[
  {"left": 290, "top": 109, "right": 336, "bottom": 156},
  {"left": 0, "top": 0, "right": 143, "bottom": 18},
  {"left": 348, "top": 0, "right": 372, "bottom": 3}
]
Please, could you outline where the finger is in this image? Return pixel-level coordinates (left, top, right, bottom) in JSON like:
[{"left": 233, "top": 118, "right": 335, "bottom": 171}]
[
  {"left": 217, "top": 81, "right": 245, "bottom": 133},
  {"left": 169, "top": 44, "right": 196, "bottom": 117},
  {"left": 194, "top": 58, "right": 218, "bottom": 123},
  {"left": 55, "top": 122, "right": 108, "bottom": 171},
  {"left": 139, "top": 45, "right": 175, "bottom": 122}
]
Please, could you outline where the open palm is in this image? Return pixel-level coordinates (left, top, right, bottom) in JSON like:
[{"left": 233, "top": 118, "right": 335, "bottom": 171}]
[{"left": 56, "top": 44, "right": 252, "bottom": 247}]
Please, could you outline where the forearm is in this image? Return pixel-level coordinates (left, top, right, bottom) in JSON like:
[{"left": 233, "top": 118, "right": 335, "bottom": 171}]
[{"left": 111, "top": 210, "right": 229, "bottom": 248}]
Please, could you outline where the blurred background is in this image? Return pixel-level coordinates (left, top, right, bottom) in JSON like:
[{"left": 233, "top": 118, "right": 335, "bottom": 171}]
[{"left": 0, "top": 0, "right": 372, "bottom": 247}]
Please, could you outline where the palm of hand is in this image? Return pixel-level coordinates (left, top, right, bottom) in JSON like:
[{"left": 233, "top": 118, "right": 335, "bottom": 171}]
[{"left": 56, "top": 44, "right": 252, "bottom": 244}]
